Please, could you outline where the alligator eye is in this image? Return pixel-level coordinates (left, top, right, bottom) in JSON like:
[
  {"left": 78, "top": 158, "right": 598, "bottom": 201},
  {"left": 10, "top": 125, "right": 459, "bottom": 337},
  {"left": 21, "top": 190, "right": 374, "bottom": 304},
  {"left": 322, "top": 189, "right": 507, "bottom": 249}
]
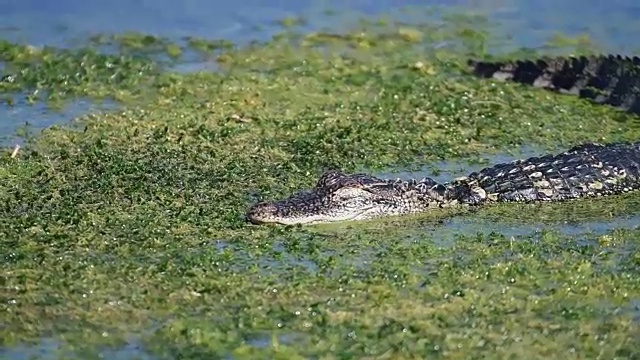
[
  {"left": 333, "top": 188, "right": 371, "bottom": 201},
  {"left": 336, "top": 193, "right": 358, "bottom": 201}
]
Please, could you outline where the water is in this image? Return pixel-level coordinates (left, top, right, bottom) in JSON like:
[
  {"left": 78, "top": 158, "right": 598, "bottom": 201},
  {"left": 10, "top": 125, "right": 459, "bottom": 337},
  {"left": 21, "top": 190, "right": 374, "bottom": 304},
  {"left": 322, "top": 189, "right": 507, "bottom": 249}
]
[
  {"left": 375, "top": 144, "right": 546, "bottom": 183},
  {"left": 0, "top": 331, "right": 307, "bottom": 360},
  {"left": 1, "top": 0, "right": 639, "bottom": 51},
  {"left": 425, "top": 210, "right": 640, "bottom": 249},
  {"left": 0, "top": 95, "right": 118, "bottom": 145},
  {"left": 0, "top": 337, "right": 155, "bottom": 360}
]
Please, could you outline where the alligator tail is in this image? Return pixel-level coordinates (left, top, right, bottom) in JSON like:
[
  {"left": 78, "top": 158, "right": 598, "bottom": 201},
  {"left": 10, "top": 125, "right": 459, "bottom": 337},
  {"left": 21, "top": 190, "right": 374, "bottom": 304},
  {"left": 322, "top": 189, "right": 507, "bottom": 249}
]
[{"left": 467, "top": 54, "right": 640, "bottom": 114}]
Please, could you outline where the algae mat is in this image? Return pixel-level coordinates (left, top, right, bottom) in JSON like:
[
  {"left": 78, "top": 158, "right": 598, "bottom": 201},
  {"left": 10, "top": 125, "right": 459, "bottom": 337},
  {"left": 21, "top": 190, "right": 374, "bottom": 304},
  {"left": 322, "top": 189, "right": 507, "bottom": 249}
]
[{"left": 1, "top": 10, "right": 640, "bottom": 360}]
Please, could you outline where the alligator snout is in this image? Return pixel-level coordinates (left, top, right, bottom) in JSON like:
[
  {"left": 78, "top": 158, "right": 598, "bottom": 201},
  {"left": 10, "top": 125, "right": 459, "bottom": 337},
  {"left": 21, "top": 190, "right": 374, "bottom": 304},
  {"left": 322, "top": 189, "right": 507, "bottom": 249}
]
[{"left": 245, "top": 202, "right": 279, "bottom": 224}]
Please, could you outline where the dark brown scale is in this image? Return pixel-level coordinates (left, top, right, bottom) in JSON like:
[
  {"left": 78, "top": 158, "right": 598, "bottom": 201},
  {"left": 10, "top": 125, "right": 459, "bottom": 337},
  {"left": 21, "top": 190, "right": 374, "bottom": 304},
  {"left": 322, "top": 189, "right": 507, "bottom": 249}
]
[
  {"left": 468, "top": 54, "right": 640, "bottom": 114},
  {"left": 454, "top": 142, "right": 640, "bottom": 204}
]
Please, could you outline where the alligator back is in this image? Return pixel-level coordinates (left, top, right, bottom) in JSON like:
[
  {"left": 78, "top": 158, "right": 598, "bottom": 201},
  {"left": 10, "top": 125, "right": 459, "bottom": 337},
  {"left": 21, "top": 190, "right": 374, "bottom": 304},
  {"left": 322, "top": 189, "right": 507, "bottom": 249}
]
[
  {"left": 468, "top": 55, "right": 640, "bottom": 114},
  {"left": 452, "top": 141, "right": 640, "bottom": 204}
]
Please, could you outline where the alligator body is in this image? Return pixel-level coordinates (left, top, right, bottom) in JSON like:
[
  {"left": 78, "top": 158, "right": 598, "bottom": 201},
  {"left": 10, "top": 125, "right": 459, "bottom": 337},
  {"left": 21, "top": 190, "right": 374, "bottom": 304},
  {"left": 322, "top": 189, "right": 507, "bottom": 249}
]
[
  {"left": 468, "top": 54, "right": 640, "bottom": 114},
  {"left": 247, "top": 142, "right": 640, "bottom": 225}
]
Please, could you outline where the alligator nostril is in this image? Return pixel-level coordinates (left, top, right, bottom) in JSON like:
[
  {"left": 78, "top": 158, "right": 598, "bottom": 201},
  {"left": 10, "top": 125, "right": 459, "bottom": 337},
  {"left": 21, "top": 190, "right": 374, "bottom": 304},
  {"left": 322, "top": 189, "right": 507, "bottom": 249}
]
[
  {"left": 246, "top": 202, "right": 278, "bottom": 224},
  {"left": 255, "top": 202, "right": 277, "bottom": 214}
]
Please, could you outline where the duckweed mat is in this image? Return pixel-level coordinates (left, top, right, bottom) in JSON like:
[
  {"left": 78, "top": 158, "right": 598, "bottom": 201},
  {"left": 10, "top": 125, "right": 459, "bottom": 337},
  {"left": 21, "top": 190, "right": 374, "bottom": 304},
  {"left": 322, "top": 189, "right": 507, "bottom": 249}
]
[{"left": 2, "top": 7, "right": 640, "bottom": 359}]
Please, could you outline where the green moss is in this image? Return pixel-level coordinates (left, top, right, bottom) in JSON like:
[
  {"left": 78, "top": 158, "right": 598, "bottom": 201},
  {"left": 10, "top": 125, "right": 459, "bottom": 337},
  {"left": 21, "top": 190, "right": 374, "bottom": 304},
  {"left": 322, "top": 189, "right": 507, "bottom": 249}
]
[
  {"left": 0, "top": 39, "right": 160, "bottom": 105},
  {"left": 1, "top": 7, "right": 640, "bottom": 359}
]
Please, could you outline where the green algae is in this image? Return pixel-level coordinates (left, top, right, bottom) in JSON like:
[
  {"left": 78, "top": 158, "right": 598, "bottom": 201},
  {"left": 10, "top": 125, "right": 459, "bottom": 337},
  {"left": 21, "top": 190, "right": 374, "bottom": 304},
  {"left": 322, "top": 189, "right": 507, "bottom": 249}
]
[
  {"left": 2, "top": 9, "right": 640, "bottom": 359},
  {"left": 0, "top": 40, "right": 160, "bottom": 107}
]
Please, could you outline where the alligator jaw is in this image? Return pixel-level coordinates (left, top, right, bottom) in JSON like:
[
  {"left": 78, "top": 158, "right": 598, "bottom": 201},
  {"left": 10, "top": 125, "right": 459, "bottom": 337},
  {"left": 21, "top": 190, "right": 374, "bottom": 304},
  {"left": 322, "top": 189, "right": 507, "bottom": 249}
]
[{"left": 246, "top": 200, "right": 375, "bottom": 225}]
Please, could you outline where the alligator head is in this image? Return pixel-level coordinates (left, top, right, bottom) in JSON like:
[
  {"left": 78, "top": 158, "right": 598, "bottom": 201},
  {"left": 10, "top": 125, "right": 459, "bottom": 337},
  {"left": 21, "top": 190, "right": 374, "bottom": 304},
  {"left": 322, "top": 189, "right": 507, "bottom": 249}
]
[{"left": 246, "top": 170, "right": 448, "bottom": 225}]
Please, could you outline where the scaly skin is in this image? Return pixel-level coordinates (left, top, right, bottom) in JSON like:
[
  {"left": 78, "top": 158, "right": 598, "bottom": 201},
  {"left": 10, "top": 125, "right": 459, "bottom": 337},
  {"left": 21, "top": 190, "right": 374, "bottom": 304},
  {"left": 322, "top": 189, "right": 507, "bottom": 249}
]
[
  {"left": 468, "top": 54, "right": 640, "bottom": 114},
  {"left": 246, "top": 142, "right": 640, "bottom": 225}
]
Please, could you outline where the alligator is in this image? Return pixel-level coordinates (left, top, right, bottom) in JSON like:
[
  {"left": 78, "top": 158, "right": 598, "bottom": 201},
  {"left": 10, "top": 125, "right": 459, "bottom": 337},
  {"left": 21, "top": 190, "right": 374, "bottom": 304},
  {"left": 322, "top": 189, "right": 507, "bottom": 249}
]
[
  {"left": 246, "top": 141, "right": 640, "bottom": 225},
  {"left": 468, "top": 54, "right": 640, "bottom": 115}
]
